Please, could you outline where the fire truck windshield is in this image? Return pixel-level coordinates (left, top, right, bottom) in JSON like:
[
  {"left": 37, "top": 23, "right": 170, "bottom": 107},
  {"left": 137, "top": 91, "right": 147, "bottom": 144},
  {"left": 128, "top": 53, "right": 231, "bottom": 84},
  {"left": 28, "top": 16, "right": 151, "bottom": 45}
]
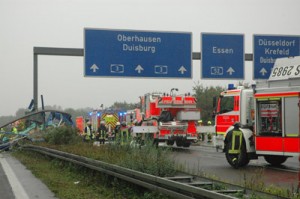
[{"left": 219, "top": 96, "right": 234, "bottom": 114}]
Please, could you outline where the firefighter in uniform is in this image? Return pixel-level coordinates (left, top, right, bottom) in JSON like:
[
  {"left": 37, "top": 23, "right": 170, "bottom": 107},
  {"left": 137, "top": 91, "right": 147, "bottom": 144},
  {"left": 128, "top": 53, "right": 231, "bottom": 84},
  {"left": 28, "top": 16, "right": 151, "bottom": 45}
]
[
  {"left": 114, "top": 122, "right": 121, "bottom": 144},
  {"left": 224, "top": 122, "right": 243, "bottom": 168},
  {"left": 11, "top": 125, "right": 19, "bottom": 140},
  {"left": 12, "top": 126, "right": 18, "bottom": 134},
  {"left": 98, "top": 121, "right": 107, "bottom": 145},
  {"left": 0, "top": 128, "right": 5, "bottom": 144},
  {"left": 83, "top": 121, "right": 92, "bottom": 142},
  {"left": 198, "top": 120, "right": 203, "bottom": 126}
]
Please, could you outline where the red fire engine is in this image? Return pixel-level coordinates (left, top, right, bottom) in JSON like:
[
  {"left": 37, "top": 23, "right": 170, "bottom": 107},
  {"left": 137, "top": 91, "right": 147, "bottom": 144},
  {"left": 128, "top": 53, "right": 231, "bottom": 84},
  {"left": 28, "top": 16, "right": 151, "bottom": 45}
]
[
  {"left": 214, "top": 56, "right": 300, "bottom": 168},
  {"left": 132, "top": 89, "right": 201, "bottom": 147}
]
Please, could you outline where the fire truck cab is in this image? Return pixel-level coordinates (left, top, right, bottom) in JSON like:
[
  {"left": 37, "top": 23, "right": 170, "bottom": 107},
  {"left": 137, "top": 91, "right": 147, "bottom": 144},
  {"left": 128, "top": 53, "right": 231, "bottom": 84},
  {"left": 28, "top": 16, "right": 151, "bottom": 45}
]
[
  {"left": 215, "top": 56, "right": 300, "bottom": 168},
  {"left": 214, "top": 84, "right": 254, "bottom": 150},
  {"left": 133, "top": 90, "right": 201, "bottom": 147}
]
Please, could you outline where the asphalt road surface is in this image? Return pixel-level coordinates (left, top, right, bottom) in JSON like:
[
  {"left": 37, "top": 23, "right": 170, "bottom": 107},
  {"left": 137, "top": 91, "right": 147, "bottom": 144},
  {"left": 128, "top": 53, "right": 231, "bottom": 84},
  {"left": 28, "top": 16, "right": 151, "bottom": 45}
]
[
  {"left": 172, "top": 143, "right": 299, "bottom": 190},
  {"left": 0, "top": 152, "right": 57, "bottom": 199}
]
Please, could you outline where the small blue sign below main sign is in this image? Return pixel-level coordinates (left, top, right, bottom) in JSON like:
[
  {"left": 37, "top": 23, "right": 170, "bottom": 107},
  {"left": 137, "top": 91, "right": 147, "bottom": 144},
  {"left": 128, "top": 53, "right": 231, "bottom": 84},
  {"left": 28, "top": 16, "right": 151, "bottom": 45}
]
[
  {"left": 201, "top": 33, "right": 244, "bottom": 79},
  {"left": 253, "top": 35, "right": 300, "bottom": 79},
  {"left": 84, "top": 28, "right": 192, "bottom": 78}
]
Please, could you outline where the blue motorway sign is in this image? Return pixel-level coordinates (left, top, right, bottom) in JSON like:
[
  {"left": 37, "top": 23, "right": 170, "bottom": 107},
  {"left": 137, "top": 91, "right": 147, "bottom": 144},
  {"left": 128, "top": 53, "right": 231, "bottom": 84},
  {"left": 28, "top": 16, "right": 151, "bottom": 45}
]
[
  {"left": 253, "top": 35, "right": 300, "bottom": 79},
  {"left": 84, "top": 28, "right": 192, "bottom": 78},
  {"left": 201, "top": 33, "right": 244, "bottom": 79}
]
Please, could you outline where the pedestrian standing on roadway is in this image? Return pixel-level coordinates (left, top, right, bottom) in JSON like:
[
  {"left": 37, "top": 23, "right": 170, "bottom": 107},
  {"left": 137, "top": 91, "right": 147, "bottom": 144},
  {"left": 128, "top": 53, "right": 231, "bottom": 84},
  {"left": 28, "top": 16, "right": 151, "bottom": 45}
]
[{"left": 98, "top": 121, "right": 107, "bottom": 145}]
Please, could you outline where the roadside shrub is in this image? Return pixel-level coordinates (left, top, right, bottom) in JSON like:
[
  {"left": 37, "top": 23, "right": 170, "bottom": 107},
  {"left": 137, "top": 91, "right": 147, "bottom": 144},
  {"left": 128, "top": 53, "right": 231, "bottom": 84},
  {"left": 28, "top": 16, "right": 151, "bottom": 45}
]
[
  {"left": 116, "top": 140, "right": 177, "bottom": 177},
  {"left": 44, "top": 126, "right": 80, "bottom": 145}
]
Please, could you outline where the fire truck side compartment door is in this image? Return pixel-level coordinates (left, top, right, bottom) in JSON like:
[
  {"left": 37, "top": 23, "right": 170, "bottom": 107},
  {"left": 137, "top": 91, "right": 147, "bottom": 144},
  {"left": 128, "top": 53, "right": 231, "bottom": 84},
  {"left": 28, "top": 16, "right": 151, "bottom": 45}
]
[
  {"left": 283, "top": 96, "right": 300, "bottom": 154},
  {"left": 255, "top": 98, "right": 284, "bottom": 155}
]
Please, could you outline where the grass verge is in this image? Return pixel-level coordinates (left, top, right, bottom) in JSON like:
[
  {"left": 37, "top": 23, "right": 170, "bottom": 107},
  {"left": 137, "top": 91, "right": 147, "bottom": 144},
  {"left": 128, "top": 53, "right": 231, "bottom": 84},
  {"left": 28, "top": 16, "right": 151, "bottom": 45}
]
[{"left": 12, "top": 140, "right": 174, "bottom": 199}]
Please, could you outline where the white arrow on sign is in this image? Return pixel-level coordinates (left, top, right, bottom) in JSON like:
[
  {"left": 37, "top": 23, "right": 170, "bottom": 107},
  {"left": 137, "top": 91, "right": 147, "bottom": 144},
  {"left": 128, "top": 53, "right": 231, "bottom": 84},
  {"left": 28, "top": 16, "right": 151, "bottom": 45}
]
[
  {"left": 260, "top": 68, "right": 267, "bottom": 76},
  {"left": 226, "top": 67, "right": 235, "bottom": 75},
  {"left": 90, "top": 64, "right": 99, "bottom": 73},
  {"left": 178, "top": 66, "right": 187, "bottom": 74},
  {"left": 135, "top": 65, "right": 144, "bottom": 74}
]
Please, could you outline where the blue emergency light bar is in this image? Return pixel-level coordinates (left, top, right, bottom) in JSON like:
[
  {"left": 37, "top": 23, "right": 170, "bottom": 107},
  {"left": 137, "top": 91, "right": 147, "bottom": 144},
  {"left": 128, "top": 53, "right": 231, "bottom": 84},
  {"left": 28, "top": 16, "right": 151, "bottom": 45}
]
[
  {"left": 228, "top": 84, "right": 235, "bottom": 90},
  {"left": 119, "top": 112, "right": 127, "bottom": 116}
]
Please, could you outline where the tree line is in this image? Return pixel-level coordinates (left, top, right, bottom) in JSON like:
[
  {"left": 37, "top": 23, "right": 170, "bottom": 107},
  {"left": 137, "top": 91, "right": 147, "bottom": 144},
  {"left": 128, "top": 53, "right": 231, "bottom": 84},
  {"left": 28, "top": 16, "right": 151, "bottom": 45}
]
[
  {"left": 193, "top": 82, "right": 224, "bottom": 125},
  {"left": 0, "top": 84, "right": 225, "bottom": 126}
]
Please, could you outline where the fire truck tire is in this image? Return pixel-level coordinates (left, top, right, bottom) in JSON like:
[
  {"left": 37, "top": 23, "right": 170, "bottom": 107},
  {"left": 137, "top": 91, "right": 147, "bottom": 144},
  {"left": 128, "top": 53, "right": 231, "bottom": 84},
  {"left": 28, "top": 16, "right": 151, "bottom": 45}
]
[
  {"left": 183, "top": 141, "right": 191, "bottom": 148},
  {"left": 176, "top": 140, "right": 183, "bottom": 147},
  {"left": 239, "top": 151, "right": 250, "bottom": 167},
  {"left": 166, "top": 140, "right": 174, "bottom": 146},
  {"left": 264, "top": 155, "right": 288, "bottom": 166},
  {"left": 225, "top": 139, "right": 249, "bottom": 168}
]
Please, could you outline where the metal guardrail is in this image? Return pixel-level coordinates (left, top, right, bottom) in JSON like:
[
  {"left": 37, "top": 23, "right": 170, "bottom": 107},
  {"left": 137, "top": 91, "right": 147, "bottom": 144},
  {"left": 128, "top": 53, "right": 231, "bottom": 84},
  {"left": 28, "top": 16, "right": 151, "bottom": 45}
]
[{"left": 22, "top": 145, "right": 238, "bottom": 199}]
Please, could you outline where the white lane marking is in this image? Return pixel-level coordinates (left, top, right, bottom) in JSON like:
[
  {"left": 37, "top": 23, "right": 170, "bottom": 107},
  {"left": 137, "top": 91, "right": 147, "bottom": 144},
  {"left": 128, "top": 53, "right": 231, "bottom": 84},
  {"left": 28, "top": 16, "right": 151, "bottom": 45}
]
[{"left": 0, "top": 155, "right": 30, "bottom": 199}]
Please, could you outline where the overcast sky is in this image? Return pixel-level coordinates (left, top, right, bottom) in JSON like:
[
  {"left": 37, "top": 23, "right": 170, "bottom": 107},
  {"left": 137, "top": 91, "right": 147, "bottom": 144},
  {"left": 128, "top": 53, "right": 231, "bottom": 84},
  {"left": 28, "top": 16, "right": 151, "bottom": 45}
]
[{"left": 1, "top": 0, "right": 299, "bottom": 116}]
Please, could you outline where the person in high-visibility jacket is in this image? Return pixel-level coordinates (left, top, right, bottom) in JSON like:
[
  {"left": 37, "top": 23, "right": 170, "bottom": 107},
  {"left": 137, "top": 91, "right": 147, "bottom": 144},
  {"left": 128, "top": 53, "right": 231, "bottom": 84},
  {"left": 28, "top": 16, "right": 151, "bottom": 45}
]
[
  {"left": 12, "top": 126, "right": 18, "bottom": 134},
  {"left": 83, "top": 121, "right": 92, "bottom": 142},
  {"left": 120, "top": 121, "right": 130, "bottom": 145},
  {"left": 97, "top": 121, "right": 107, "bottom": 145},
  {"left": 198, "top": 120, "right": 203, "bottom": 126},
  {"left": 0, "top": 128, "right": 4, "bottom": 136},
  {"left": 114, "top": 122, "right": 121, "bottom": 144},
  {"left": 0, "top": 128, "right": 5, "bottom": 143},
  {"left": 224, "top": 122, "right": 243, "bottom": 167}
]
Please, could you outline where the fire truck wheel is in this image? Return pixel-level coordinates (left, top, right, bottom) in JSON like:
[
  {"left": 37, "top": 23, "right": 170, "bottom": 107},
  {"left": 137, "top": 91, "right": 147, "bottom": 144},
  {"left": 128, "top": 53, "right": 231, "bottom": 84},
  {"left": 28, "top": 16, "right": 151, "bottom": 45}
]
[
  {"left": 183, "top": 141, "right": 191, "bottom": 148},
  {"left": 264, "top": 155, "right": 288, "bottom": 166},
  {"left": 166, "top": 140, "right": 174, "bottom": 146},
  {"left": 225, "top": 140, "right": 249, "bottom": 168},
  {"left": 176, "top": 140, "right": 183, "bottom": 147}
]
